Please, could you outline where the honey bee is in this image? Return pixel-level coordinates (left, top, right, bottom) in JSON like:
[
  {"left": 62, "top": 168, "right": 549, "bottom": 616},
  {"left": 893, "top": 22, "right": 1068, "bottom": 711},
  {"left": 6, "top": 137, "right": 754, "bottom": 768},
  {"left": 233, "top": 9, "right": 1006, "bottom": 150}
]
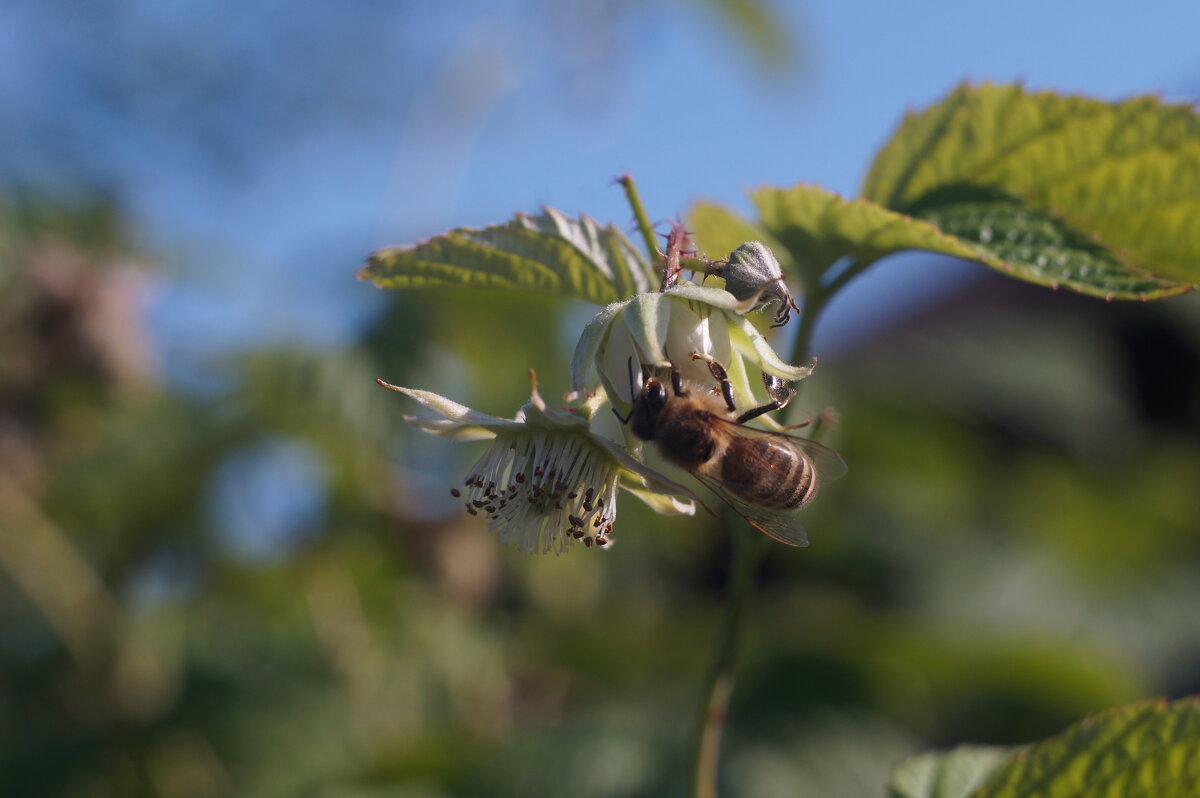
[{"left": 618, "top": 353, "right": 845, "bottom": 546}]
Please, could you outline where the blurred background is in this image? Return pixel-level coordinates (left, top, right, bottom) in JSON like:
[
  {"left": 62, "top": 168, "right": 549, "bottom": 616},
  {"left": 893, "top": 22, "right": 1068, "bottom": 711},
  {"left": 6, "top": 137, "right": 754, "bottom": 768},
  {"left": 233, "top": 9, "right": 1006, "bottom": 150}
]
[{"left": 3, "top": 1, "right": 1200, "bottom": 796}]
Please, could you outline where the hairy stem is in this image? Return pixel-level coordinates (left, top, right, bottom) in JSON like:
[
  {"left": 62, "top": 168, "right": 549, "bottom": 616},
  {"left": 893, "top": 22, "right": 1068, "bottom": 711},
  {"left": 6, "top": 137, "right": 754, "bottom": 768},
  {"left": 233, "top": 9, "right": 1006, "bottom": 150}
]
[{"left": 617, "top": 174, "right": 660, "bottom": 266}]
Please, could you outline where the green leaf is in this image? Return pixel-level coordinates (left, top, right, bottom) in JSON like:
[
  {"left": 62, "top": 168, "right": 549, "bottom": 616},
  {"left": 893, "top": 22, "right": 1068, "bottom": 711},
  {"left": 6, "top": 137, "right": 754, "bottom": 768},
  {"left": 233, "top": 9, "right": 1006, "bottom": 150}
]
[
  {"left": 862, "top": 83, "right": 1200, "bottom": 286},
  {"left": 689, "top": 201, "right": 774, "bottom": 264},
  {"left": 730, "top": 183, "right": 1193, "bottom": 301},
  {"left": 360, "top": 208, "right": 657, "bottom": 304},
  {"left": 751, "top": 183, "right": 982, "bottom": 278},
  {"left": 909, "top": 186, "right": 1193, "bottom": 300},
  {"left": 971, "top": 697, "right": 1200, "bottom": 798},
  {"left": 706, "top": 0, "right": 794, "bottom": 73},
  {"left": 890, "top": 745, "right": 1013, "bottom": 798}
]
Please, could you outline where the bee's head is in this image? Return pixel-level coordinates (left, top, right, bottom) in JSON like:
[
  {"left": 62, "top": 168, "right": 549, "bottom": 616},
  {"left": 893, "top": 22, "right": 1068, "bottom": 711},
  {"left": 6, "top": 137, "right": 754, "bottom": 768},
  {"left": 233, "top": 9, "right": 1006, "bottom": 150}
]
[{"left": 629, "top": 376, "right": 668, "bottom": 441}]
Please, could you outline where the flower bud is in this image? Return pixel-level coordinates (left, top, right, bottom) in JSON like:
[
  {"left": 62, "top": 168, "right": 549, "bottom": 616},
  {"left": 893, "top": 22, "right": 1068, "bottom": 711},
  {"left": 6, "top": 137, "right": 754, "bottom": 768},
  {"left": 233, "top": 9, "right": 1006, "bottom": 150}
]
[{"left": 722, "top": 242, "right": 799, "bottom": 327}]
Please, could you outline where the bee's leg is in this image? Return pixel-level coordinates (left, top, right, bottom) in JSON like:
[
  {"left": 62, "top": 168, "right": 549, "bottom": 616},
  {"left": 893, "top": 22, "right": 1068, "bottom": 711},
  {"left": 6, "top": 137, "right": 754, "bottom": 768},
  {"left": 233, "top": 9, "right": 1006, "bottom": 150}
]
[
  {"left": 690, "top": 353, "right": 736, "bottom": 413},
  {"left": 670, "top": 365, "right": 688, "bottom": 397},
  {"left": 735, "top": 401, "right": 785, "bottom": 424},
  {"left": 660, "top": 347, "right": 688, "bottom": 397},
  {"left": 734, "top": 374, "right": 797, "bottom": 424}
]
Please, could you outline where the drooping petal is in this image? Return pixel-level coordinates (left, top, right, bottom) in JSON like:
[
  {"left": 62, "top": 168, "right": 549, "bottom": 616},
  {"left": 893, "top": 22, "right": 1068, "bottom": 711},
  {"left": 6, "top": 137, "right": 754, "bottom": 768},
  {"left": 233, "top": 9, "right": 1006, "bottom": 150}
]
[
  {"left": 376, "top": 381, "right": 523, "bottom": 432},
  {"left": 400, "top": 416, "right": 498, "bottom": 441},
  {"left": 728, "top": 316, "right": 816, "bottom": 381},
  {"left": 622, "top": 485, "right": 697, "bottom": 516}
]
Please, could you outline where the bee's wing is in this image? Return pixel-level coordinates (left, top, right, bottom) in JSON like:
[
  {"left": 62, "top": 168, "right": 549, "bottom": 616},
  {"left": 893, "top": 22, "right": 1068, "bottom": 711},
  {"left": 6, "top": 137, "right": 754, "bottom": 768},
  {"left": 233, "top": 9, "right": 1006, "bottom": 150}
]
[
  {"left": 692, "top": 472, "right": 809, "bottom": 547},
  {"left": 712, "top": 417, "right": 847, "bottom": 484}
]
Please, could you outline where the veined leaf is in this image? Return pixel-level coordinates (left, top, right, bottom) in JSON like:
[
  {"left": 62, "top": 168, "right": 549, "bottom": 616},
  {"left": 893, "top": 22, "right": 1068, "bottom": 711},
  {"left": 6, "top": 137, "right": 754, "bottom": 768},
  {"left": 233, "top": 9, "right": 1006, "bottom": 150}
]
[
  {"left": 751, "top": 184, "right": 982, "bottom": 278},
  {"left": 970, "top": 697, "right": 1200, "bottom": 798},
  {"left": 863, "top": 83, "right": 1200, "bottom": 286},
  {"left": 702, "top": 183, "right": 1193, "bottom": 301},
  {"left": 360, "top": 208, "right": 657, "bottom": 305},
  {"left": 890, "top": 746, "right": 1013, "bottom": 798},
  {"left": 909, "top": 186, "right": 1193, "bottom": 300}
]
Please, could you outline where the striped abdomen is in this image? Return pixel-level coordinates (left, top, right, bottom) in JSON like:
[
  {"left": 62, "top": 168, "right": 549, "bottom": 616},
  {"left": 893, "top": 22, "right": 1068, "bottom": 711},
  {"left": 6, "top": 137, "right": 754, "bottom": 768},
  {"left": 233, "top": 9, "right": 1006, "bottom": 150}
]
[{"left": 719, "top": 435, "right": 816, "bottom": 509}]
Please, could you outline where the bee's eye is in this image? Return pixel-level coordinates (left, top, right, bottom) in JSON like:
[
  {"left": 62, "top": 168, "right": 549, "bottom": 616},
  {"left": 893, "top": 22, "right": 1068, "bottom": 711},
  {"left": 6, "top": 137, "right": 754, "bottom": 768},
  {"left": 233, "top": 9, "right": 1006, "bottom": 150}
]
[{"left": 644, "top": 380, "right": 668, "bottom": 412}]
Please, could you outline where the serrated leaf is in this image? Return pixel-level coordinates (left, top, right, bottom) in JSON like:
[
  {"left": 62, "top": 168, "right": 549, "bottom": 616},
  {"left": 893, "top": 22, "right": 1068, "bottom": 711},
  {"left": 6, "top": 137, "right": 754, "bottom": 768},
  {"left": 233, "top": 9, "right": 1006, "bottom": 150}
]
[
  {"left": 751, "top": 184, "right": 982, "bottom": 278},
  {"left": 736, "top": 183, "right": 1192, "bottom": 301},
  {"left": 909, "top": 186, "right": 1193, "bottom": 300},
  {"left": 890, "top": 745, "right": 1013, "bottom": 798},
  {"left": 360, "top": 208, "right": 656, "bottom": 304},
  {"left": 863, "top": 83, "right": 1200, "bottom": 286},
  {"left": 971, "top": 697, "right": 1200, "bottom": 798}
]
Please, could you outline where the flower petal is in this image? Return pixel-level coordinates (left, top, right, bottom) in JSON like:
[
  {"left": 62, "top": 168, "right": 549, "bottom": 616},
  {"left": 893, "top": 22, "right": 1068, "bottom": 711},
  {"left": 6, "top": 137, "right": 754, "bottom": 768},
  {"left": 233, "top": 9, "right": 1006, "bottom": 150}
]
[
  {"left": 620, "top": 292, "right": 671, "bottom": 367},
  {"left": 401, "top": 416, "right": 498, "bottom": 441},
  {"left": 622, "top": 484, "right": 697, "bottom": 516},
  {"left": 571, "top": 298, "right": 630, "bottom": 393},
  {"left": 377, "top": 380, "right": 524, "bottom": 431},
  {"left": 664, "top": 283, "right": 758, "bottom": 314},
  {"left": 728, "top": 317, "right": 816, "bottom": 381}
]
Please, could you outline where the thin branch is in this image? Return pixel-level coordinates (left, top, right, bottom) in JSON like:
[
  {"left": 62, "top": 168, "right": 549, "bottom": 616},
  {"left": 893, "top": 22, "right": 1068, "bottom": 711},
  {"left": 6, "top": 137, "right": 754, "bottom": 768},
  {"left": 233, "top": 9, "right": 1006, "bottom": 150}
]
[{"left": 687, "top": 519, "right": 767, "bottom": 798}]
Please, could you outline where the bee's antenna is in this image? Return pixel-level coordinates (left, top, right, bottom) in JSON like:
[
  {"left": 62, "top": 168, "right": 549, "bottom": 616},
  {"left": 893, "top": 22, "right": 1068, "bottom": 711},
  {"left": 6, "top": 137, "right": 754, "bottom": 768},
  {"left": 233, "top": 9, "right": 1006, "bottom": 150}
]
[{"left": 627, "top": 356, "right": 638, "bottom": 403}]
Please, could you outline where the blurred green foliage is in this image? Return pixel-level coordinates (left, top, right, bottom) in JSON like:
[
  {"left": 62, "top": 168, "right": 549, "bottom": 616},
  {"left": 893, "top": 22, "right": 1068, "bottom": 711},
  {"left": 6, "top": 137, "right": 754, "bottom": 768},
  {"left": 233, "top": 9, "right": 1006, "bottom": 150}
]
[{"left": 2, "top": 186, "right": 1199, "bottom": 797}]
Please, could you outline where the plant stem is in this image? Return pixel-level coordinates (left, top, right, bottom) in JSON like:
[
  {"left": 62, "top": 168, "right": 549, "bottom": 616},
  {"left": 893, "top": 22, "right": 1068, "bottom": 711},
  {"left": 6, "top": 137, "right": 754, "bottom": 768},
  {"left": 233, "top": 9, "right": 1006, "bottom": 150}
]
[
  {"left": 686, "top": 288, "right": 831, "bottom": 797},
  {"left": 687, "top": 518, "right": 766, "bottom": 798},
  {"left": 617, "top": 174, "right": 660, "bottom": 265}
]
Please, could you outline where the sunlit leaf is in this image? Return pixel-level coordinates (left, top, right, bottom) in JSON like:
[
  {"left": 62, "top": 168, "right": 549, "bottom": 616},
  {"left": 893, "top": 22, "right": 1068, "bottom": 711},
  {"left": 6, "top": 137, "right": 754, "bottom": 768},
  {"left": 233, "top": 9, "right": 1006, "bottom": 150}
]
[
  {"left": 971, "top": 697, "right": 1200, "bottom": 798},
  {"left": 890, "top": 745, "right": 1012, "bottom": 798},
  {"left": 909, "top": 186, "right": 1193, "bottom": 300},
  {"left": 863, "top": 83, "right": 1200, "bottom": 286},
  {"left": 360, "top": 208, "right": 656, "bottom": 304},
  {"left": 751, "top": 183, "right": 981, "bottom": 279},
  {"left": 727, "top": 183, "right": 1194, "bottom": 300}
]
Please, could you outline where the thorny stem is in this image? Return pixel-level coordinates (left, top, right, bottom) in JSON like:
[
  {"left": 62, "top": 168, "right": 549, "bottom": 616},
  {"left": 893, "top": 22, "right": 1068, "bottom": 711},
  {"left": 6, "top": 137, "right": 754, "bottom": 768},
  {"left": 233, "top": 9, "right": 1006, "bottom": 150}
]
[
  {"left": 617, "top": 174, "right": 661, "bottom": 268},
  {"left": 686, "top": 259, "right": 849, "bottom": 798}
]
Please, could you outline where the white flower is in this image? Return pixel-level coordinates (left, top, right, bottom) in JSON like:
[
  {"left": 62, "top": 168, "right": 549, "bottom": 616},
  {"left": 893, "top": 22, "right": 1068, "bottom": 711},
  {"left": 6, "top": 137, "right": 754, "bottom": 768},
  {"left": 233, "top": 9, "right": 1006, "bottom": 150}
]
[
  {"left": 378, "top": 373, "right": 696, "bottom": 554},
  {"left": 570, "top": 283, "right": 815, "bottom": 426}
]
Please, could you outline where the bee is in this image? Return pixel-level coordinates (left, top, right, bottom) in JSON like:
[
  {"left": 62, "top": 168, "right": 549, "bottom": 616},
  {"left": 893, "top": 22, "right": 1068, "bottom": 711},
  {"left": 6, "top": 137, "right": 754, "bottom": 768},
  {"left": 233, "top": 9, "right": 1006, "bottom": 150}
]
[{"left": 617, "top": 353, "right": 845, "bottom": 546}]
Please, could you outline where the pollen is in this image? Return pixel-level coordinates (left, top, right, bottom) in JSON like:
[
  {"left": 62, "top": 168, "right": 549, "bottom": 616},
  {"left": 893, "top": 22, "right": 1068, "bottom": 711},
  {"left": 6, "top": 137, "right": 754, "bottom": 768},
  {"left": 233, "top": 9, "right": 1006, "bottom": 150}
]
[{"left": 456, "top": 429, "right": 619, "bottom": 554}]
